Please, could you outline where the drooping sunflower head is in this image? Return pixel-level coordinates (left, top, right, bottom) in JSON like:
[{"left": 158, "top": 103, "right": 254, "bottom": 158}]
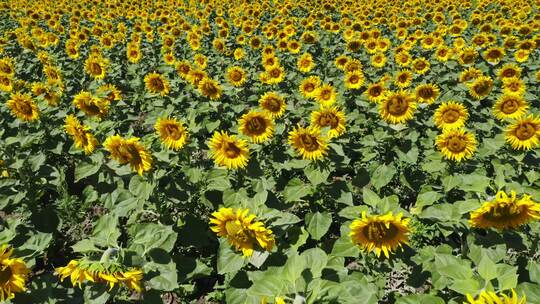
[
  {"left": 6, "top": 92, "right": 40, "bottom": 122},
  {"left": 73, "top": 91, "right": 108, "bottom": 118},
  {"left": 154, "top": 117, "right": 189, "bottom": 151},
  {"left": 299, "top": 76, "right": 321, "bottom": 99},
  {"left": 505, "top": 115, "right": 540, "bottom": 150},
  {"left": 84, "top": 55, "right": 108, "bottom": 80},
  {"left": 493, "top": 94, "right": 528, "bottom": 121},
  {"left": 144, "top": 72, "right": 170, "bottom": 96},
  {"left": 415, "top": 83, "right": 440, "bottom": 104},
  {"left": 365, "top": 82, "right": 386, "bottom": 103},
  {"left": 344, "top": 71, "right": 365, "bottom": 90},
  {"left": 468, "top": 76, "right": 493, "bottom": 100},
  {"left": 379, "top": 90, "right": 416, "bottom": 124},
  {"left": 226, "top": 66, "right": 247, "bottom": 87},
  {"left": 198, "top": 77, "right": 222, "bottom": 100},
  {"left": 103, "top": 135, "right": 153, "bottom": 175},
  {"left": 349, "top": 212, "right": 411, "bottom": 258},
  {"left": 465, "top": 289, "right": 526, "bottom": 304},
  {"left": 259, "top": 91, "right": 286, "bottom": 119},
  {"left": 0, "top": 244, "right": 30, "bottom": 302},
  {"left": 433, "top": 101, "right": 469, "bottom": 130},
  {"left": 64, "top": 115, "right": 98, "bottom": 154},
  {"left": 310, "top": 106, "right": 346, "bottom": 138},
  {"left": 469, "top": 191, "right": 540, "bottom": 230},
  {"left": 436, "top": 128, "right": 477, "bottom": 162},
  {"left": 315, "top": 84, "right": 337, "bottom": 106},
  {"left": 287, "top": 125, "right": 328, "bottom": 161},
  {"left": 238, "top": 111, "right": 275, "bottom": 143},
  {"left": 209, "top": 208, "right": 275, "bottom": 257},
  {"left": 208, "top": 131, "right": 250, "bottom": 169}
]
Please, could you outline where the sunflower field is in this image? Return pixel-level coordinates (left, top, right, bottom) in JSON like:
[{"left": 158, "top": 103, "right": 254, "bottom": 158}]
[{"left": 1, "top": 0, "right": 540, "bottom": 303}]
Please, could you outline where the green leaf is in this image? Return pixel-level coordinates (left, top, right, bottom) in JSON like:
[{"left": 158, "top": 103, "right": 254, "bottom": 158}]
[
  {"left": 217, "top": 239, "right": 246, "bottom": 274},
  {"left": 362, "top": 187, "right": 380, "bottom": 207},
  {"left": 331, "top": 236, "right": 359, "bottom": 257},
  {"left": 129, "top": 175, "right": 154, "bottom": 200},
  {"left": 72, "top": 239, "right": 100, "bottom": 254},
  {"left": 477, "top": 255, "right": 497, "bottom": 281},
  {"left": 74, "top": 161, "right": 101, "bottom": 182},
  {"left": 449, "top": 278, "right": 480, "bottom": 295},
  {"left": 283, "top": 178, "right": 312, "bottom": 203},
  {"left": 497, "top": 264, "right": 518, "bottom": 290},
  {"left": 304, "top": 166, "right": 330, "bottom": 185},
  {"left": 306, "top": 212, "right": 332, "bottom": 240},
  {"left": 283, "top": 252, "right": 306, "bottom": 283},
  {"left": 128, "top": 223, "right": 177, "bottom": 255},
  {"left": 144, "top": 260, "right": 179, "bottom": 291},
  {"left": 301, "top": 248, "right": 328, "bottom": 278},
  {"left": 371, "top": 164, "right": 396, "bottom": 190},
  {"left": 248, "top": 274, "right": 285, "bottom": 297},
  {"left": 414, "top": 191, "right": 441, "bottom": 211},
  {"left": 91, "top": 214, "right": 120, "bottom": 247},
  {"left": 396, "top": 294, "right": 445, "bottom": 304},
  {"left": 528, "top": 261, "right": 540, "bottom": 284}
]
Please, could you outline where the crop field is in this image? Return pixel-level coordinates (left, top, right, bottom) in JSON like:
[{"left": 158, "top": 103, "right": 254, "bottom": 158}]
[{"left": 0, "top": 0, "right": 540, "bottom": 303}]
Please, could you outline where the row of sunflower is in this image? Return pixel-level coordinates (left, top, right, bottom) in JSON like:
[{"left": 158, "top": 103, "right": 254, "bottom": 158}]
[{"left": 1, "top": 0, "right": 540, "bottom": 303}]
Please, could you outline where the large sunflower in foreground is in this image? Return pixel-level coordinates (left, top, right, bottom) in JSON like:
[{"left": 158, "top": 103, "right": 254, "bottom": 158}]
[
  {"left": 493, "top": 94, "right": 528, "bottom": 120},
  {"left": 436, "top": 128, "right": 476, "bottom": 162},
  {"left": 259, "top": 91, "right": 286, "bottom": 119},
  {"left": 64, "top": 115, "right": 98, "bottom": 154},
  {"left": 103, "top": 135, "right": 153, "bottom": 175},
  {"left": 433, "top": 101, "right": 469, "bottom": 130},
  {"left": 505, "top": 115, "right": 540, "bottom": 150},
  {"left": 6, "top": 92, "right": 40, "bottom": 122},
  {"left": 466, "top": 289, "right": 526, "bottom": 304},
  {"left": 469, "top": 191, "right": 540, "bottom": 230},
  {"left": 208, "top": 131, "right": 250, "bottom": 169},
  {"left": 379, "top": 90, "right": 416, "bottom": 124},
  {"left": 310, "top": 106, "right": 346, "bottom": 138},
  {"left": 209, "top": 208, "right": 275, "bottom": 257},
  {"left": 349, "top": 212, "right": 411, "bottom": 258},
  {"left": 288, "top": 125, "right": 328, "bottom": 161},
  {"left": 238, "top": 111, "right": 274, "bottom": 143},
  {"left": 154, "top": 117, "right": 189, "bottom": 151},
  {"left": 0, "top": 244, "right": 30, "bottom": 302},
  {"left": 144, "top": 72, "right": 170, "bottom": 96}
]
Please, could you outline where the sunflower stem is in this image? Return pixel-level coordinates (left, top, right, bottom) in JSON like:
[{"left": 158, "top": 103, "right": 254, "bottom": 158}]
[{"left": 100, "top": 248, "right": 118, "bottom": 264}]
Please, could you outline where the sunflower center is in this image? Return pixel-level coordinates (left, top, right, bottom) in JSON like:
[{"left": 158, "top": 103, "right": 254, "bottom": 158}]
[
  {"left": 150, "top": 77, "right": 165, "bottom": 91},
  {"left": 473, "top": 81, "right": 491, "bottom": 95},
  {"left": 270, "top": 68, "right": 280, "bottom": 78},
  {"left": 349, "top": 75, "right": 359, "bottom": 84},
  {"left": 16, "top": 100, "right": 33, "bottom": 115},
  {"left": 319, "top": 113, "right": 339, "bottom": 128},
  {"left": 398, "top": 74, "right": 409, "bottom": 82},
  {"left": 304, "top": 83, "right": 315, "bottom": 92},
  {"left": 369, "top": 86, "right": 382, "bottom": 97},
  {"left": 320, "top": 89, "right": 331, "bottom": 100},
  {"left": 223, "top": 141, "right": 241, "bottom": 158},
  {"left": 165, "top": 124, "right": 182, "bottom": 140},
  {"left": 203, "top": 83, "right": 218, "bottom": 95},
  {"left": 414, "top": 61, "right": 426, "bottom": 70},
  {"left": 482, "top": 203, "right": 522, "bottom": 222},
  {"left": 84, "top": 101, "right": 102, "bottom": 115},
  {"left": 130, "top": 50, "right": 139, "bottom": 57},
  {"left": 363, "top": 221, "right": 399, "bottom": 243},
  {"left": 1, "top": 64, "right": 12, "bottom": 74},
  {"left": 246, "top": 117, "right": 267, "bottom": 135},
  {"left": 446, "top": 135, "right": 467, "bottom": 153},
  {"left": 230, "top": 71, "right": 242, "bottom": 81},
  {"left": 501, "top": 99, "right": 519, "bottom": 114},
  {"left": 442, "top": 109, "right": 460, "bottom": 123},
  {"left": 418, "top": 87, "right": 434, "bottom": 99},
  {"left": 515, "top": 123, "right": 536, "bottom": 140},
  {"left": 0, "top": 265, "right": 13, "bottom": 284},
  {"left": 502, "top": 69, "right": 516, "bottom": 78},
  {"left": 387, "top": 95, "right": 409, "bottom": 116},
  {"left": 299, "top": 134, "right": 319, "bottom": 151},
  {"left": 90, "top": 62, "right": 102, "bottom": 75},
  {"left": 264, "top": 98, "right": 281, "bottom": 112}
]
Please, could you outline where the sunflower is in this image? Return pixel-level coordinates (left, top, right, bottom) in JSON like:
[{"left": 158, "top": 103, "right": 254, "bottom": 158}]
[
  {"left": 297, "top": 52, "right": 314, "bottom": 73},
  {"left": 395, "top": 51, "right": 412, "bottom": 67},
  {"left": 265, "top": 65, "right": 285, "bottom": 84},
  {"left": 349, "top": 212, "right": 411, "bottom": 258},
  {"left": 344, "top": 71, "right": 365, "bottom": 90},
  {"left": 175, "top": 60, "right": 192, "bottom": 79},
  {"left": 0, "top": 57, "right": 15, "bottom": 78},
  {"left": 435, "top": 46, "right": 452, "bottom": 61},
  {"left": 433, "top": 101, "right": 469, "bottom": 130},
  {"left": 154, "top": 117, "right": 189, "bottom": 151},
  {"left": 103, "top": 135, "right": 153, "bottom": 175},
  {"left": 468, "top": 76, "right": 493, "bottom": 100},
  {"left": 144, "top": 72, "right": 170, "bottom": 96},
  {"left": 415, "top": 83, "right": 440, "bottom": 104},
  {"left": 97, "top": 84, "right": 122, "bottom": 103},
  {"left": 497, "top": 63, "right": 521, "bottom": 80},
  {"left": 0, "top": 244, "right": 30, "bottom": 302},
  {"left": 394, "top": 70, "right": 412, "bottom": 88},
  {"left": 370, "top": 53, "right": 387, "bottom": 68},
  {"left": 314, "top": 84, "right": 337, "bottom": 107},
  {"left": 198, "top": 77, "right": 222, "bottom": 100},
  {"left": 259, "top": 92, "right": 286, "bottom": 118},
  {"left": 458, "top": 47, "right": 478, "bottom": 65},
  {"left": 208, "top": 131, "right": 250, "bottom": 169},
  {"left": 64, "top": 115, "right": 98, "bottom": 154},
  {"left": 469, "top": 191, "right": 540, "bottom": 230},
  {"left": 84, "top": 55, "right": 108, "bottom": 80},
  {"left": 226, "top": 66, "right": 247, "bottom": 87},
  {"left": 0, "top": 75, "right": 13, "bottom": 92},
  {"left": 238, "top": 111, "right": 274, "bottom": 143},
  {"left": 73, "top": 91, "right": 108, "bottom": 118},
  {"left": 514, "top": 49, "right": 530, "bottom": 63},
  {"left": 459, "top": 67, "right": 483, "bottom": 83},
  {"left": 334, "top": 55, "right": 349, "bottom": 70},
  {"left": 288, "top": 125, "right": 328, "bottom": 161},
  {"left": 209, "top": 208, "right": 275, "bottom": 257},
  {"left": 483, "top": 46, "right": 506, "bottom": 64},
  {"left": 6, "top": 92, "right": 40, "bottom": 122},
  {"left": 299, "top": 76, "right": 321, "bottom": 99},
  {"left": 505, "top": 115, "right": 540, "bottom": 150},
  {"left": 310, "top": 106, "right": 346, "bottom": 138},
  {"left": 365, "top": 82, "right": 386, "bottom": 103},
  {"left": 379, "top": 90, "right": 416, "bottom": 124},
  {"left": 411, "top": 57, "right": 430, "bottom": 74},
  {"left": 493, "top": 95, "right": 528, "bottom": 120},
  {"left": 436, "top": 128, "right": 477, "bottom": 162},
  {"left": 466, "top": 289, "right": 526, "bottom": 304},
  {"left": 502, "top": 77, "right": 525, "bottom": 96}
]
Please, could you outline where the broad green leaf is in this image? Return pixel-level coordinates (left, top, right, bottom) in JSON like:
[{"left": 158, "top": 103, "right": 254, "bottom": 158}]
[
  {"left": 371, "top": 164, "right": 396, "bottom": 190},
  {"left": 477, "top": 255, "right": 497, "bottom": 281},
  {"left": 306, "top": 212, "right": 332, "bottom": 240},
  {"left": 217, "top": 239, "right": 246, "bottom": 274},
  {"left": 74, "top": 161, "right": 101, "bottom": 182}
]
